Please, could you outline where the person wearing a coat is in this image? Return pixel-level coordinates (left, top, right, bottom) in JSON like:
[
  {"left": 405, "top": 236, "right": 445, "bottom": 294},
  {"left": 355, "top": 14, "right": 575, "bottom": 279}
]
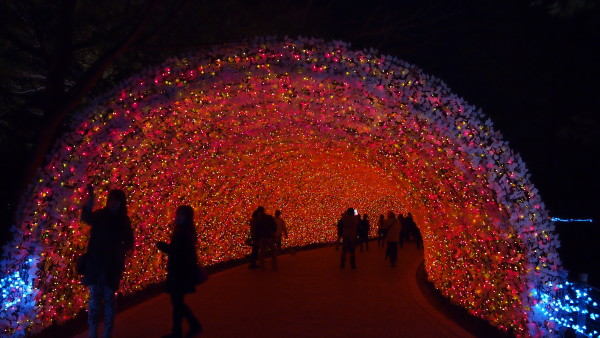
[
  {"left": 384, "top": 211, "right": 401, "bottom": 267},
  {"left": 358, "top": 214, "right": 370, "bottom": 252},
  {"left": 157, "top": 205, "right": 202, "bottom": 338},
  {"left": 339, "top": 208, "right": 359, "bottom": 269},
  {"left": 248, "top": 209, "right": 260, "bottom": 269},
  {"left": 273, "top": 209, "right": 288, "bottom": 253},
  {"left": 255, "top": 206, "right": 278, "bottom": 271},
  {"left": 377, "top": 214, "right": 386, "bottom": 248},
  {"left": 80, "top": 186, "right": 134, "bottom": 338},
  {"left": 406, "top": 212, "right": 423, "bottom": 249}
]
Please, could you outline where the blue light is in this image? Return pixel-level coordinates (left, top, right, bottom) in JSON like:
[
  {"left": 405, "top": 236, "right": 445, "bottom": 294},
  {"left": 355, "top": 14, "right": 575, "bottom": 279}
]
[
  {"left": 534, "top": 281, "right": 600, "bottom": 337},
  {"left": 551, "top": 217, "right": 594, "bottom": 223},
  {"left": 1, "top": 270, "right": 34, "bottom": 310},
  {"left": 0, "top": 256, "right": 38, "bottom": 335}
]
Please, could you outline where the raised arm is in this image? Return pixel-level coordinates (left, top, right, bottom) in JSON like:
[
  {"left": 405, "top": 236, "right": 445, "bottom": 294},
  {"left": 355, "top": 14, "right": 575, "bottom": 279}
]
[{"left": 81, "top": 184, "right": 96, "bottom": 224}]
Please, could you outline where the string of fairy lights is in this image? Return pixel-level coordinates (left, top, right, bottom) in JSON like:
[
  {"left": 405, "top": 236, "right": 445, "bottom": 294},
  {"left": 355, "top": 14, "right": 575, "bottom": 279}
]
[{"left": 0, "top": 37, "right": 593, "bottom": 337}]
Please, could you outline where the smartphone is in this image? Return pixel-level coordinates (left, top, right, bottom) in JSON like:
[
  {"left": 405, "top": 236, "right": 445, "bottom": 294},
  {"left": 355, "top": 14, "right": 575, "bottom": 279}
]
[{"left": 354, "top": 209, "right": 358, "bottom": 216}]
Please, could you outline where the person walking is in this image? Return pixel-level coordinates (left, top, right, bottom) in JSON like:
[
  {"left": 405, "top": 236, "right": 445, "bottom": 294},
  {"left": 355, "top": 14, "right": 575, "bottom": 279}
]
[
  {"left": 339, "top": 208, "right": 359, "bottom": 269},
  {"left": 255, "top": 206, "right": 278, "bottom": 270},
  {"left": 398, "top": 213, "right": 409, "bottom": 249},
  {"left": 377, "top": 214, "right": 386, "bottom": 248},
  {"left": 335, "top": 213, "right": 344, "bottom": 250},
  {"left": 406, "top": 212, "right": 423, "bottom": 249},
  {"left": 358, "top": 214, "right": 370, "bottom": 252},
  {"left": 248, "top": 210, "right": 260, "bottom": 269},
  {"left": 80, "top": 185, "right": 134, "bottom": 338},
  {"left": 273, "top": 209, "right": 288, "bottom": 254},
  {"left": 384, "top": 211, "right": 401, "bottom": 267},
  {"left": 157, "top": 205, "right": 203, "bottom": 338}
]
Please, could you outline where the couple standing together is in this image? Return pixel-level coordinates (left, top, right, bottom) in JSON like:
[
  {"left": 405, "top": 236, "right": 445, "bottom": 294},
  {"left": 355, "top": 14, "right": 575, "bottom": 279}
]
[
  {"left": 247, "top": 206, "right": 288, "bottom": 270},
  {"left": 79, "top": 186, "right": 202, "bottom": 338}
]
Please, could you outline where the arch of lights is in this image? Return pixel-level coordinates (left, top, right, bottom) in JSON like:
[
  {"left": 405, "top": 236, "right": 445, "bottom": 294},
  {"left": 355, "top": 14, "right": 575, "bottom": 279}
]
[{"left": 0, "top": 37, "right": 590, "bottom": 337}]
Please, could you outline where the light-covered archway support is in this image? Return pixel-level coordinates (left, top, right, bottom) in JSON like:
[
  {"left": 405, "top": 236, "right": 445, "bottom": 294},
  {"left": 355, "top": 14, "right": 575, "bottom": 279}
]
[{"left": 0, "top": 37, "right": 572, "bottom": 336}]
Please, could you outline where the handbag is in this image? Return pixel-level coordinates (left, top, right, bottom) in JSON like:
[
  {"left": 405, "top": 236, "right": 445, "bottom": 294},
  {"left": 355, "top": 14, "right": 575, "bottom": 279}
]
[
  {"left": 194, "top": 264, "right": 209, "bottom": 285},
  {"left": 76, "top": 253, "right": 88, "bottom": 275}
]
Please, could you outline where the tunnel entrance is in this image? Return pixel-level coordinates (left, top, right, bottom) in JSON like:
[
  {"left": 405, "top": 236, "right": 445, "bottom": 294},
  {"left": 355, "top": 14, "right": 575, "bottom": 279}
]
[{"left": 1, "top": 37, "right": 564, "bottom": 336}]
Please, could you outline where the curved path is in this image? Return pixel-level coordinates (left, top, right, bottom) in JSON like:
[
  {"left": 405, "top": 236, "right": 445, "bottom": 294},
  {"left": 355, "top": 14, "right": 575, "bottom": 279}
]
[{"left": 75, "top": 243, "right": 474, "bottom": 338}]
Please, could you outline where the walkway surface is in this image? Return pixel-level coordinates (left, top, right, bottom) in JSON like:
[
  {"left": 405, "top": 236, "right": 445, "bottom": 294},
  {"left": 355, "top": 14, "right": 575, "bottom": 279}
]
[{"left": 75, "top": 243, "right": 474, "bottom": 338}]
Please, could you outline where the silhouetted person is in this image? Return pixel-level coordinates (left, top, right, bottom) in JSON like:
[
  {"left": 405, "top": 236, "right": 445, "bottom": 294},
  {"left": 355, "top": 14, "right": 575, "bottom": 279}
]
[
  {"left": 248, "top": 210, "right": 260, "bottom": 269},
  {"left": 377, "top": 214, "right": 386, "bottom": 248},
  {"left": 339, "top": 208, "right": 359, "bottom": 269},
  {"left": 385, "top": 211, "right": 401, "bottom": 267},
  {"left": 273, "top": 209, "right": 288, "bottom": 253},
  {"left": 398, "top": 213, "right": 410, "bottom": 248},
  {"left": 80, "top": 186, "right": 134, "bottom": 338},
  {"left": 255, "top": 206, "right": 278, "bottom": 270},
  {"left": 406, "top": 212, "right": 423, "bottom": 249},
  {"left": 157, "top": 205, "right": 202, "bottom": 338},
  {"left": 335, "top": 213, "right": 344, "bottom": 250},
  {"left": 359, "top": 214, "right": 370, "bottom": 252},
  {"left": 402, "top": 212, "right": 415, "bottom": 242}
]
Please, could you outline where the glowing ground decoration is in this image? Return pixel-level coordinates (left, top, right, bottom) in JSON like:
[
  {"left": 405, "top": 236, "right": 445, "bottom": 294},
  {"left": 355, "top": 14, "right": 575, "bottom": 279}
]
[{"left": 0, "top": 37, "right": 574, "bottom": 336}]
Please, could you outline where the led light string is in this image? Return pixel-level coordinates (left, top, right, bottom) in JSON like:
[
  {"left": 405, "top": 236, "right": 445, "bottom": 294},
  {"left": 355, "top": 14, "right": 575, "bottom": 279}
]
[{"left": 0, "top": 37, "right": 580, "bottom": 337}]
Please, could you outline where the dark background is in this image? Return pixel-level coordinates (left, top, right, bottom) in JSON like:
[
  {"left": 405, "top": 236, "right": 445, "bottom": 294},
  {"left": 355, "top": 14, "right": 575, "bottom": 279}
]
[{"left": 1, "top": 0, "right": 598, "bottom": 284}]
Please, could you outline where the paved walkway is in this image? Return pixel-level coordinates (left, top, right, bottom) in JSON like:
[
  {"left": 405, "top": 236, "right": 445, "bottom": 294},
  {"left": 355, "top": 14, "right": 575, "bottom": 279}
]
[{"left": 75, "top": 242, "right": 474, "bottom": 338}]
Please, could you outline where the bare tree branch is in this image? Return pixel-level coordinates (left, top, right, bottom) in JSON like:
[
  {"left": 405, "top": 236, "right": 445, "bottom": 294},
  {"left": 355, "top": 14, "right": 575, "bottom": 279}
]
[
  {"left": 46, "top": 0, "right": 77, "bottom": 106},
  {"left": 63, "top": 0, "right": 161, "bottom": 113},
  {"left": 72, "top": 1, "right": 147, "bottom": 51},
  {"left": 0, "top": 27, "right": 46, "bottom": 57},
  {"left": 21, "top": 0, "right": 163, "bottom": 202}
]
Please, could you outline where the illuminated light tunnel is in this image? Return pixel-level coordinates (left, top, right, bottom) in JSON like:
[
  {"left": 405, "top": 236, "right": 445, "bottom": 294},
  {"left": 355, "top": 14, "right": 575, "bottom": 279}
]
[{"left": 0, "top": 37, "right": 581, "bottom": 336}]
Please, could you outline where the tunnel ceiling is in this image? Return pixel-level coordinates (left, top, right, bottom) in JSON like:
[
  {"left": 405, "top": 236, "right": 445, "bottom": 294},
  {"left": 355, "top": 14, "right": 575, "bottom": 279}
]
[{"left": 0, "top": 37, "right": 564, "bottom": 336}]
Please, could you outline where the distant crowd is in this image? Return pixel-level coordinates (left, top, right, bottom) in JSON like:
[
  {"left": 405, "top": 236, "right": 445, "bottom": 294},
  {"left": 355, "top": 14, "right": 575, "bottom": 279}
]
[
  {"left": 335, "top": 208, "right": 422, "bottom": 269},
  {"left": 245, "top": 207, "right": 422, "bottom": 271}
]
